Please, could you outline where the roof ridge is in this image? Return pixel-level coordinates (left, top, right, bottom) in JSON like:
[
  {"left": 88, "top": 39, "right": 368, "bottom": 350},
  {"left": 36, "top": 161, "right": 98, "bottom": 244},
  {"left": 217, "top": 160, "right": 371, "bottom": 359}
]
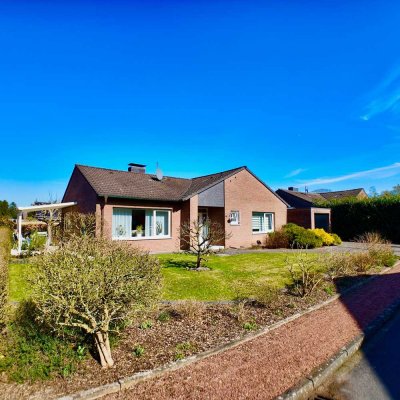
[
  {"left": 76, "top": 164, "right": 192, "bottom": 181},
  {"left": 191, "top": 166, "right": 246, "bottom": 180}
]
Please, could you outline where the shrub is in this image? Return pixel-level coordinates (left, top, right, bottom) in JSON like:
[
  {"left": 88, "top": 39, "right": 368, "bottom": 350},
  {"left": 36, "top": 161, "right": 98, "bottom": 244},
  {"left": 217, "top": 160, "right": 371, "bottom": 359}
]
[
  {"left": 350, "top": 252, "right": 376, "bottom": 273},
  {"left": 331, "top": 233, "right": 342, "bottom": 245},
  {"left": 265, "top": 230, "right": 290, "bottom": 249},
  {"left": 283, "top": 224, "right": 323, "bottom": 249},
  {"left": 30, "top": 236, "right": 162, "bottom": 368},
  {"left": 174, "top": 341, "right": 196, "bottom": 360},
  {"left": 28, "top": 231, "right": 46, "bottom": 253},
  {"left": 310, "top": 228, "right": 335, "bottom": 246},
  {"left": 243, "top": 321, "right": 258, "bottom": 331},
  {"left": 357, "top": 232, "right": 396, "bottom": 268},
  {"left": 172, "top": 300, "right": 206, "bottom": 321},
  {"left": 0, "top": 216, "right": 14, "bottom": 229},
  {"left": 132, "top": 344, "right": 145, "bottom": 357},
  {"left": 286, "top": 253, "right": 325, "bottom": 297},
  {"left": 324, "top": 253, "right": 353, "bottom": 280},
  {"left": 61, "top": 212, "right": 96, "bottom": 241},
  {"left": 0, "top": 227, "right": 10, "bottom": 330}
]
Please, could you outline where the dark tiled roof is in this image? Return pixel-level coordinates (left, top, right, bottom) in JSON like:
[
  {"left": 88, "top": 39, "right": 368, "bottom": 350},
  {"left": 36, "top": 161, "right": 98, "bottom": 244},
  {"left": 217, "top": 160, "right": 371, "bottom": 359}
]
[
  {"left": 276, "top": 189, "right": 325, "bottom": 206},
  {"left": 75, "top": 165, "right": 245, "bottom": 202},
  {"left": 182, "top": 167, "right": 245, "bottom": 200},
  {"left": 318, "top": 188, "right": 366, "bottom": 200}
]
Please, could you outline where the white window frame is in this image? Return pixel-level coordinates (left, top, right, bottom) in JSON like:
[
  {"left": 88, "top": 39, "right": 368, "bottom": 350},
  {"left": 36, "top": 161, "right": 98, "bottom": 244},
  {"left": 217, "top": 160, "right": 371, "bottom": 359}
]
[
  {"left": 252, "top": 212, "right": 274, "bottom": 234},
  {"left": 112, "top": 207, "right": 172, "bottom": 240},
  {"left": 229, "top": 210, "right": 240, "bottom": 225}
]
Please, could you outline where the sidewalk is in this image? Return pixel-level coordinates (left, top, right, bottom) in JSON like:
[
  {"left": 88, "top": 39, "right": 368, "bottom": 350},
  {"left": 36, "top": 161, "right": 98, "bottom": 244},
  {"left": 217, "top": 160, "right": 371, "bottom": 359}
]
[{"left": 107, "top": 263, "right": 400, "bottom": 400}]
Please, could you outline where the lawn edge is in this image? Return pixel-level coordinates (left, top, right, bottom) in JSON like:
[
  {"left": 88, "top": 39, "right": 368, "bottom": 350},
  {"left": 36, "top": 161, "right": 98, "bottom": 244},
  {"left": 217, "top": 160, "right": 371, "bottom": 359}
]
[{"left": 56, "top": 263, "right": 399, "bottom": 400}]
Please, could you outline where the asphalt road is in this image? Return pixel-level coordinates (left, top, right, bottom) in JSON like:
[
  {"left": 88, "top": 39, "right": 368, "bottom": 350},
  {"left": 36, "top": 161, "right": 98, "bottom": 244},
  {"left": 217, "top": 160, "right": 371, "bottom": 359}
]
[{"left": 317, "top": 308, "right": 400, "bottom": 400}]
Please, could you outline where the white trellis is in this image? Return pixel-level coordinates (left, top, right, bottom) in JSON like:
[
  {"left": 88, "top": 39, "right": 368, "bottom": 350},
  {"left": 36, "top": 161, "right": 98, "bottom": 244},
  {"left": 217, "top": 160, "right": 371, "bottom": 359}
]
[{"left": 16, "top": 202, "right": 77, "bottom": 254}]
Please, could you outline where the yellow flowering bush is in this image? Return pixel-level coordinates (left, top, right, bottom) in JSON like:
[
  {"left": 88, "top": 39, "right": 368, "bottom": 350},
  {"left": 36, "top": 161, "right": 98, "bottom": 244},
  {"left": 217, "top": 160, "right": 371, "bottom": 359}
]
[{"left": 310, "top": 228, "right": 335, "bottom": 246}]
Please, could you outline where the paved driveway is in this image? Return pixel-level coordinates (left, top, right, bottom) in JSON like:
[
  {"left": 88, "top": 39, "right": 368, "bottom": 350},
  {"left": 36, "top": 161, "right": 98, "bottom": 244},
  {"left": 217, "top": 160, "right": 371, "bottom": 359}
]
[
  {"left": 317, "top": 307, "right": 400, "bottom": 400},
  {"left": 223, "top": 242, "right": 400, "bottom": 256}
]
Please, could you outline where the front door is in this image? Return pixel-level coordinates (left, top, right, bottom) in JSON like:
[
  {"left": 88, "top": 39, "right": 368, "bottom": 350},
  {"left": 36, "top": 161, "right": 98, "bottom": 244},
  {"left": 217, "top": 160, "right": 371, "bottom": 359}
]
[{"left": 198, "top": 208, "right": 208, "bottom": 244}]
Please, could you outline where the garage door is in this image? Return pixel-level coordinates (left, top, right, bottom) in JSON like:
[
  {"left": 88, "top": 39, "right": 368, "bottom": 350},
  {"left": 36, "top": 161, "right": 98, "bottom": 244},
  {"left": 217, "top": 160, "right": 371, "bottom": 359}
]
[{"left": 314, "top": 213, "right": 329, "bottom": 231}]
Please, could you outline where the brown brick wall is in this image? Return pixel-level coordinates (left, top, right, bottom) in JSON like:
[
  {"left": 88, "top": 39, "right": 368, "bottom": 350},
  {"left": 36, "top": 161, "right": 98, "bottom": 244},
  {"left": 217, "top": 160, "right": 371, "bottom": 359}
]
[
  {"left": 224, "top": 169, "right": 287, "bottom": 248},
  {"left": 62, "top": 167, "right": 98, "bottom": 213},
  {"left": 287, "top": 208, "right": 312, "bottom": 228}
]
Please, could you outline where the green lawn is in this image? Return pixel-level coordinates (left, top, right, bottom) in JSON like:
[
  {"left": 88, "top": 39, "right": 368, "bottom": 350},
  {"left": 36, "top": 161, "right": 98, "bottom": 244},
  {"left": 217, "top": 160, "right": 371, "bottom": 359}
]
[
  {"left": 9, "top": 253, "right": 294, "bottom": 302},
  {"left": 9, "top": 263, "right": 32, "bottom": 302},
  {"left": 159, "top": 253, "right": 292, "bottom": 301}
]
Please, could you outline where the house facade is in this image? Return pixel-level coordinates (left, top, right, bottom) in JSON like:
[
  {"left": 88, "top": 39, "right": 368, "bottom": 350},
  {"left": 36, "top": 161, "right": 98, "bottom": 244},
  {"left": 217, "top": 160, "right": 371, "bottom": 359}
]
[{"left": 62, "top": 164, "right": 288, "bottom": 252}]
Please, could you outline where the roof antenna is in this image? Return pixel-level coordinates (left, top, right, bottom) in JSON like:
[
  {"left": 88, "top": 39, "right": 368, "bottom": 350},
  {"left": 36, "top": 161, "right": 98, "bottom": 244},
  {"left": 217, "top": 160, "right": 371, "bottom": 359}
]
[{"left": 155, "top": 162, "right": 164, "bottom": 181}]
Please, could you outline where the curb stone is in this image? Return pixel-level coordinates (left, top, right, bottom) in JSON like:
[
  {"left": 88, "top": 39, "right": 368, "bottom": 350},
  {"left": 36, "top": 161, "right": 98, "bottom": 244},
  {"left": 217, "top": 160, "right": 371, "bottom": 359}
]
[{"left": 55, "top": 262, "right": 400, "bottom": 400}]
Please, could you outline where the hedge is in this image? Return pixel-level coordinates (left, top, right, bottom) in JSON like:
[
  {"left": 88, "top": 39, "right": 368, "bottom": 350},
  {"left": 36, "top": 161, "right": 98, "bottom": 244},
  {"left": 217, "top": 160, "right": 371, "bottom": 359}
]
[
  {"left": 0, "top": 227, "right": 11, "bottom": 329},
  {"left": 322, "top": 195, "right": 400, "bottom": 243}
]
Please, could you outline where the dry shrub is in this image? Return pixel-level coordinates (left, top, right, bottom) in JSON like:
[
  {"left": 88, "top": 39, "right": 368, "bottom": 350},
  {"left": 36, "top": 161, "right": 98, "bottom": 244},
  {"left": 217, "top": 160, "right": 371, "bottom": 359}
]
[
  {"left": 265, "top": 230, "right": 290, "bottom": 249},
  {"left": 30, "top": 236, "right": 162, "bottom": 368},
  {"left": 230, "top": 301, "right": 248, "bottom": 324},
  {"left": 350, "top": 252, "right": 376, "bottom": 273},
  {"left": 0, "top": 227, "right": 10, "bottom": 330},
  {"left": 286, "top": 253, "right": 325, "bottom": 298},
  {"left": 357, "top": 232, "right": 396, "bottom": 268},
  {"left": 324, "top": 252, "right": 354, "bottom": 280},
  {"left": 172, "top": 300, "right": 206, "bottom": 321}
]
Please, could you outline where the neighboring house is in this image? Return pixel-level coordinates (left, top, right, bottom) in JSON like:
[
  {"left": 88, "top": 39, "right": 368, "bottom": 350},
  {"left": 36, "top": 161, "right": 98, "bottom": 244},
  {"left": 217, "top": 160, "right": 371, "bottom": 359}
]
[
  {"left": 63, "top": 163, "right": 288, "bottom": 252},
  {"left": 316, "top": 188, "right": 368, "bottom": 201},
  {"left": 276, "top": 187, "right": 367, "bottom": 231},
  {"left": 276, "top": 188, "right": 331, "bottom": 231}
]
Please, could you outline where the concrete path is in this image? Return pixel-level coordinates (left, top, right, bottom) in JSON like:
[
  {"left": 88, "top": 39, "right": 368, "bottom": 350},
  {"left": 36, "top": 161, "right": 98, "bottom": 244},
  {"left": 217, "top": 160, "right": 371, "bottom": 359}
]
[
  {"left": 317, "top": 307, "right": 400, "bottom": 400},
  {"left": 106, "top": 263, "right": 400, "bottom": 400}
]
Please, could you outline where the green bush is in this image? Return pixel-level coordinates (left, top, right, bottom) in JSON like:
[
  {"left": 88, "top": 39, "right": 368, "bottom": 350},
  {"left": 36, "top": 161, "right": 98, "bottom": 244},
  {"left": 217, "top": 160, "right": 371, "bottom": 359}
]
[
  {"left": 0, "top": 302, "right": 84, "bottom": 383},
  {"left": 30, "top": 236, "right": 162, "bottom": 368},
  {"left": 265, "top": 230, "right": 290, "bottom": 249},
  {"left": 0, "top": 227, "right": 10, "bottom": 330},
  {"left": 331, "top": 233, "right": 342, "bottom": 245},
  {"left": 28, "top": 232, "right": 46, "bottom": 252},
  {"left": 282, "top": 223, "right": 322, "bottom": 249}
]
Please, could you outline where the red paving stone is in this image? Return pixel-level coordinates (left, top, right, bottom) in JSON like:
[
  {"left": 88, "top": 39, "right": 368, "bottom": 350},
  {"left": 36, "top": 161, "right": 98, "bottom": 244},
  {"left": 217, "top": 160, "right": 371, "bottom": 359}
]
[{"left": 107, "top": 264, "right": 400, "bottom": 400}]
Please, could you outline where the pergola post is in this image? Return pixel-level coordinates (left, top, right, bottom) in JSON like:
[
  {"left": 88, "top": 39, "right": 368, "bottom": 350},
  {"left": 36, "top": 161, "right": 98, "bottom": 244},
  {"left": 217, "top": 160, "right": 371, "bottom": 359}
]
[{"left": 17, "top": 212, "right": 23, "bottom": 255}]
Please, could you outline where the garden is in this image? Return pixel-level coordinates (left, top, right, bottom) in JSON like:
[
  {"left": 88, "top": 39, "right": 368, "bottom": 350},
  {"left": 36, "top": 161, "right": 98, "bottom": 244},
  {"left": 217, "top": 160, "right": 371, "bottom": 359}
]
[{"left": 0, "top": 216, "right": 398, "bottom": 399}]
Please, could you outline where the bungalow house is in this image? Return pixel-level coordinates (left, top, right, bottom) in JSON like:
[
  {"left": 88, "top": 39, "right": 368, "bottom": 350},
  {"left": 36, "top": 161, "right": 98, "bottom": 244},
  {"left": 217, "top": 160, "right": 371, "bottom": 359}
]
[
  {"left": 62, "top": 163, "right": 288, "bottom": 252},
  {"left": 275, "top": 187, "right": 367, "bottom": 231}
]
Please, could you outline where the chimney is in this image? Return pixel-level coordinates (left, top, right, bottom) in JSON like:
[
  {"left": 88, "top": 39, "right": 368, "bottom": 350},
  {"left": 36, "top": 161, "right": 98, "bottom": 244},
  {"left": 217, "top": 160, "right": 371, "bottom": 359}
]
[
  {"left": 128, "top": 163, "right": 146, "bottom": 174},
  {"left": 288, "top": 187, "right": 299, "bottom": 192}
]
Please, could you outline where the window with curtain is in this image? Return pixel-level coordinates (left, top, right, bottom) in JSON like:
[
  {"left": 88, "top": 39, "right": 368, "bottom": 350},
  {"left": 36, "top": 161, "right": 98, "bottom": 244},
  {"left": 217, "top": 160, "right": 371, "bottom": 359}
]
[
  {"left": 252, "top": 212, "right": 274, "bottom": 233},
  {"left": 112, "top": 208, "right": 171, "bottom": 239}
]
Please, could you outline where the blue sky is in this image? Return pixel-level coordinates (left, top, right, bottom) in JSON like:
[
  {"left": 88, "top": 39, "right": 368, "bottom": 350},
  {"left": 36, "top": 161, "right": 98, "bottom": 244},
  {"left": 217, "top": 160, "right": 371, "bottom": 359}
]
[{"left": 1, "top": 0, "right": 400, "bottom": 205}]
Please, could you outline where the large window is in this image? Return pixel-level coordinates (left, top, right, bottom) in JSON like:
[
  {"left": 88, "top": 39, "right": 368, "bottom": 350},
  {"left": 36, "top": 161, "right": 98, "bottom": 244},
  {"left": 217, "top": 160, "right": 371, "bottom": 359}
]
[
  {"left": 112, "top": 208, "right": 171, "bottom": 239},
  {"left": 252, "top": 212, "right": 274, "bottom": 233}
]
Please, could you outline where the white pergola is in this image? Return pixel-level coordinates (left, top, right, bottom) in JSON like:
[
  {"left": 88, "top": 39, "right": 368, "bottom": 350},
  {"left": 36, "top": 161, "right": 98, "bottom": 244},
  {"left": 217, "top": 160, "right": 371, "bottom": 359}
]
[{"left": 16, "top": 202, "right": 77, "bottom": 254}]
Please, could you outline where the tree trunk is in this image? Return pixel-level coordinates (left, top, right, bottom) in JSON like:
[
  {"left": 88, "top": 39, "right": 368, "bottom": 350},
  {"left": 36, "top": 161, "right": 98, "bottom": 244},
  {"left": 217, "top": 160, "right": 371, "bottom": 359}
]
[
  {"left": 94, "top": 331, "right": 114, "bottom": 368},
  {"left": 196, "top": 252, "right": 201, "bottom": 269}
]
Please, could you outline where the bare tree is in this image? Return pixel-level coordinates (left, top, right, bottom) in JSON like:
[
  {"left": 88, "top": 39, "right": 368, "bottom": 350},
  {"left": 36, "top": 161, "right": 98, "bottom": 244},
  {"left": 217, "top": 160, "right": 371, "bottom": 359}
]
[{"left": 179, "top": 218, "right": 231, "bottom": 269}]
